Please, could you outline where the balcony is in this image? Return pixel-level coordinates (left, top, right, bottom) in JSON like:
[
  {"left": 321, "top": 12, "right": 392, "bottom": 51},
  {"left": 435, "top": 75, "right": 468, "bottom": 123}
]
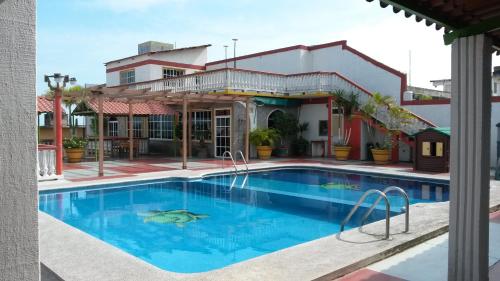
[{"left": 127, "top": 68, "right": 434, "bottom": 135}]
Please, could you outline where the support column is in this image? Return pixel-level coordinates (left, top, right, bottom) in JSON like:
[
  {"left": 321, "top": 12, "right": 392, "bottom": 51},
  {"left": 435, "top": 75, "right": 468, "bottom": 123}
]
[
  {"left": 54, "top": 88, "right": 63, "bottom": 175},
  {"left": 245, "top": 98, "right": 251, "bottom": 162},
  {"left": 448, "top": 34, "right": 492, "bottom": 281},
  {"left": 327, "top": 96, "right": 332, "bottom": 157},
  {"left": 182, "top": 98, "right": 188, "bottom": 169},
  {"left": 98, "top": 96, "right": 104, "bottom": 177},
  {"left": 128, "top": 103, "right": 134, "bottom": 161},
  {"left": 345, "top": 113, "right": 362, "bottom": 160}
]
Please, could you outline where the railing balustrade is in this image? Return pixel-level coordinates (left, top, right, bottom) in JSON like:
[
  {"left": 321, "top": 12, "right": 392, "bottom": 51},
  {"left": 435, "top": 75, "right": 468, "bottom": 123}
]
[
  {"left": 38, "top": 144, "right": 58, "bottom": 181},
  {"left": 128, "top": 68, "right": 433, "bottom": 135}
]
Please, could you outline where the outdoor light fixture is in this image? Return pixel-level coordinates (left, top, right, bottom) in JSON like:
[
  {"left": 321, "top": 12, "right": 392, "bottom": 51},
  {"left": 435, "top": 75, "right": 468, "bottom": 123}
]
[
  {"left": 43, "top": 73, "right": 77, "bottom": 176},
  {"left": 44, "top": 73, "right": 76, "bottom": 90}
]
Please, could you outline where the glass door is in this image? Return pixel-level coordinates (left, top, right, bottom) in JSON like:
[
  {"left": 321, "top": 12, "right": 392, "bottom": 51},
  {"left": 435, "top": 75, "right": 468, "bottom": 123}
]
[{"left": 215, "top": 109, "right": 231, "bottom": 157}]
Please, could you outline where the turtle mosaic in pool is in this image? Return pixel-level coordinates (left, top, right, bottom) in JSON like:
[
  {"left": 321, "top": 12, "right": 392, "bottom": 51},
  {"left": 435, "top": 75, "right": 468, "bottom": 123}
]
[{"left": 39, "top": 168, "right": 449, "bottom": 273}]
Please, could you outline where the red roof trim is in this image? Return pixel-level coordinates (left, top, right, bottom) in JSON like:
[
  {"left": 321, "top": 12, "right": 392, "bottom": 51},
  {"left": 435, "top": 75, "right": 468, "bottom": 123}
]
[
  {"left": 106, "top": 60, "right": 206, "bottom": 73},
  {"left": 206, "top": 40, "right": 347, "bottom": 66}
]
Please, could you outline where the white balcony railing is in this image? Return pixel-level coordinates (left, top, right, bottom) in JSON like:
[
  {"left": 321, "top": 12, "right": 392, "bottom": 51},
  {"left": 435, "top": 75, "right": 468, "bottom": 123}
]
[
  {"left": 38, "top": 144, "right": 59, "bottom": 181},
  {"left": 128, "top": 68, "right": 434, "bottom": 135}
]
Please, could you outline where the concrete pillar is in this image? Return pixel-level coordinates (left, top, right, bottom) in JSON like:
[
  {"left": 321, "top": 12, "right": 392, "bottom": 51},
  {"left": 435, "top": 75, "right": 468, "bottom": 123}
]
[
  {"left": 0, "top": 0, "right": 39, "bottom": 280},
  {"left": 448, "top": 34, "right": 492, "bottom": 281}
]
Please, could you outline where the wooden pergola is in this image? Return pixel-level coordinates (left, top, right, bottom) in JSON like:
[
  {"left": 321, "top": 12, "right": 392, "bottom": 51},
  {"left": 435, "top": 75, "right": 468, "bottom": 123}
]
[{"left": 64, "top": 85, "right": 251, "bottom": 176}]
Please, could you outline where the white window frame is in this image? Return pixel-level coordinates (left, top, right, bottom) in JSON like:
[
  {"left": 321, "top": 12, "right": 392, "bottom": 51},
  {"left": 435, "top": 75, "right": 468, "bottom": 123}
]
[
  {"left": 148, "top": 115, "right": 174, "bottom": 140},
  {"left": 108, "top": 117, "right": 118, "bottom": 137},
  {"left": 191, "top": 110, "right": 212, "bottom": 142},
  {"left": 162, "top": 68, "right": 185, "bottom": 78},
  {"left": 119, "top": 69, "right": 135, "bottom": 85}
]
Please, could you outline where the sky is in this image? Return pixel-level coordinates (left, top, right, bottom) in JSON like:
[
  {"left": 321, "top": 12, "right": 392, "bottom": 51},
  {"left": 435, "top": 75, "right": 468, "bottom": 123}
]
[{"left": 37, "top": 0, "right": 500, "bottom": 95}]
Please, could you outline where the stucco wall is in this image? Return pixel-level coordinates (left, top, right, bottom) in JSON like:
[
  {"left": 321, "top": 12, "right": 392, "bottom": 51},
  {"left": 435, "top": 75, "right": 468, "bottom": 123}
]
[
  {"left": 0, "top": 0, "right": 39, "bottom": 280},
  {"left": 299, "top": 104, "right": 328, "bottom": 142}
]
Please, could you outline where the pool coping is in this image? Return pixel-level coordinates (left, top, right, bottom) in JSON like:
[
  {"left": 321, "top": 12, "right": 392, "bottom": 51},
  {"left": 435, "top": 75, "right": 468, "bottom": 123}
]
[{"left": 38, "top": 163, "right": 500, "bottom": 281}]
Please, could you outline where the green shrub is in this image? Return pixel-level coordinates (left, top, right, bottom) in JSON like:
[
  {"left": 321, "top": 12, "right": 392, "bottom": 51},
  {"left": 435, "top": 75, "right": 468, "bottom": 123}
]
[{"left": 63, "top": 137, "right": 87, "bottom": 149}]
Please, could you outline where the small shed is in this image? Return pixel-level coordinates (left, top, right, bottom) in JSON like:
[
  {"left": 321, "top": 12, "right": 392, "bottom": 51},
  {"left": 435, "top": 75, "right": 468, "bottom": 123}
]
[{"left": 413, "top": 127, "right": 450, "bottom": 173}]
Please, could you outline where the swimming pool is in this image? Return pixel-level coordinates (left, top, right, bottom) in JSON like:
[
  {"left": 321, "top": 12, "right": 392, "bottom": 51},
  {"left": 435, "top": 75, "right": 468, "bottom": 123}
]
[{"left": 39, "top": 168, "right": 449, "bottom": 273}]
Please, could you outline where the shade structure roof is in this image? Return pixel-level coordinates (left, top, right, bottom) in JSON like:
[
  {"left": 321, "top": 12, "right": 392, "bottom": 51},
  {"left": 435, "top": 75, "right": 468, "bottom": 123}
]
[
  {"left": 370, "top": 0, "right": 500, "bottom": 50},
  {"left": 37, "top": 96, "right": 54, "bottom": 113},
  {"left": 412, "top": 127, "right": 451, "bottom": 137},
  {"left": 75, "top": 100, "right": 176, "bottom": 116}
]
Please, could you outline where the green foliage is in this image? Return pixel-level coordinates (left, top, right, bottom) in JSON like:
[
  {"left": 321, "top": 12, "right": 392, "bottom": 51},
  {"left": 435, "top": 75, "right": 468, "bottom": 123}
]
[
  {"left": 63, "top": 137, "right": 87, "bottom": 149},
  {"left": 291, "top": 137, "right": 309, "bottom": 156},
  {"left": 174, "top": 119, "right": 183, "bottom": 140},
  {"left": 332, "top": 90, "right": 360, "bottom": 118},
  {"left": 414, "top": 93, "right": 433, "bottom": 100},
  {"left": 272, "top": 111, "right": 299, "bottom": 139},
  {"left": 249, "top": 128, "right": 280, "bottom": 146}
]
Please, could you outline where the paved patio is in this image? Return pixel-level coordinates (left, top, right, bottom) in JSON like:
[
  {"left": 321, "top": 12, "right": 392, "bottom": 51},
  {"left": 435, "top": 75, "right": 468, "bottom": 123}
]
[
  {"left": 337, "top": 210, "right": 500, "bottom": 281},
  {"left": 59, "top": 157, "right": 450, "bottom": 183}
]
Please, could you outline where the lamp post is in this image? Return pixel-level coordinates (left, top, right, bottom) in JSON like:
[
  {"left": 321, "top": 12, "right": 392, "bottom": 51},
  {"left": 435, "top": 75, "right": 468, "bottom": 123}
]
[
  {"left": 232, "top": 38, "right": 238, "bottom": 68},
  {"left": 224, "top": 45, "right": 228, "bottom": 68},
  {"left": 44, "top": 73, "right": 77, "bottom": 175}
]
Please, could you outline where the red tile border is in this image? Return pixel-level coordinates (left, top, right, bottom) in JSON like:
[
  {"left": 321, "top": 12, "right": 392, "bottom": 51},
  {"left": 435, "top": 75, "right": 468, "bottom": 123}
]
[
  {"left": 69, "top": 174, "right": 136, "bottom": 182},
  {"left": 107, "top": 164, "right": 175, "bottom": 174},
  {"left": 336, "top": 268, "right": 407, "bottom": 281}
]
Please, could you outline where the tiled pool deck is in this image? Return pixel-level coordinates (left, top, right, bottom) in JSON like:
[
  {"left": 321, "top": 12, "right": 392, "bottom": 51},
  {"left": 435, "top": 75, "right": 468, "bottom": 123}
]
[
  {"left": 336, "top": 210, "right": 500, "bottom": 281},
  {"left": 38, "top": 157, "right": 500, "bottom": 281}
]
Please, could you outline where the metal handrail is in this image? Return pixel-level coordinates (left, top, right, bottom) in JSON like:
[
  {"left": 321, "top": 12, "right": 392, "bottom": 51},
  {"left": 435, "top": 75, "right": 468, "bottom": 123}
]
[
  {"left": 360, "top": 186, "right": 410, "bottom": 233},
  {"left": 340, "top": 189, "right": 391, "bottom": 240},
  {"left": 222, "top": 151, "right": 238, "bottom": 173},
  {"left": 229, "top": 173, "right": 249, "bottom": 190},
  {"left": 236, "top": 150, "right": 249, "bottom": 173}
]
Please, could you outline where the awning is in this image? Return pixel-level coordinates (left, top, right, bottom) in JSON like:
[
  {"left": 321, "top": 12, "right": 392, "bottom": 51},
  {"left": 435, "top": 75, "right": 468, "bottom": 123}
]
[{"left": 254, "top": 97, "right": 302, "bottom": 107}]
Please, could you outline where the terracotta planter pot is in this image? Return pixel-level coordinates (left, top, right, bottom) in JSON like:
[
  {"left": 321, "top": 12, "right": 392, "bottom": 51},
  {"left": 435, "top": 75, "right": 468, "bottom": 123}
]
[
  {"left": 334, "top": 146, "right": 351, "bottom": 160},
  {"left": 65, "top": 148, "right": 84, "bottom": 163},
  {"left": 256, "top": 146, "right": 273, "bottom": 160},
  {"left": 371, "top": 148, "right": 390, "bottom": 165}
]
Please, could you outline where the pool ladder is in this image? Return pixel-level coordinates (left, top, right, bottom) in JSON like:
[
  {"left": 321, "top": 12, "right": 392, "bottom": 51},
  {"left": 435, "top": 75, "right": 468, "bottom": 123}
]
[
  {"left": 221, "top": 150, "right": 249, "bottom": 174},
  {"left": 339, "top": 186, "right": 410, "bottom": 240}
]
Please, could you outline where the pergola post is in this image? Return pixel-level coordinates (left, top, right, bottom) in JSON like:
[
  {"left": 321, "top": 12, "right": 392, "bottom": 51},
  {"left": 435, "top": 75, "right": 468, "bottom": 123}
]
[
  {"left": 98, "top": 96, "right": 104, "bottom": 177},
  {"left": 245, "top": 97, "right": 251, "bottom": 162},
  {"left": 128, "top": 102, "right": 134, "bottom": 161},
  {"left": 182, "top": 98, "right": 188, "bottom": 169},
  {"left": 448, "top": 34, "right": 492, "bottom": 281}
]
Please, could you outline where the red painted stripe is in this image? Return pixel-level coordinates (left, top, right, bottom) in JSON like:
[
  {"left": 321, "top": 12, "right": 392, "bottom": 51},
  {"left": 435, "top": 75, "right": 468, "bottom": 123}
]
[
  {"left": 106, "top": 59, "right": 206, "bottom": 73},
  {"left": 206, "top": 40, "right": 347, "bottom": 66}
]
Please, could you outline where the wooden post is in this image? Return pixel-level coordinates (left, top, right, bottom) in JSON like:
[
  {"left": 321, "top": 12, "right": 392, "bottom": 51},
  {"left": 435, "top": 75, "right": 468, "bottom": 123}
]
[
  {"left": 98, "top": 96, "right": 104, "bottom": 177},
  {"left": 182, "top": 98, "right": 188, "bottom": 169},
  {"left": 188, "top": 106, "right": 192, "bottom": 157},
  {"left": 245, "top": 98, "right": 250, "bottom": 162},
  {"left": 128, "top": 102, "right": 134, "bottom": 161}
]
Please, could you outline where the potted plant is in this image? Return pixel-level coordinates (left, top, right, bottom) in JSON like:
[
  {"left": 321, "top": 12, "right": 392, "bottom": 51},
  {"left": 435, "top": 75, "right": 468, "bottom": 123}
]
[
  {"left": 63, "top": 137, "right": 87, "bottom": 163},
  {"left": 249, "top": 128, "right": 279, "bottom": 160},
  {"left": 333, "top": 128, "right": 352, "bottom": 160},
  {"left": 272, "top": 111, "right": 299, "bottom": 157},
  {"left": 361, "top": 92, "right": 414, "bottom": 164},
  {"left": 291, "top": 122, "right": 309, "bottom": 156}
]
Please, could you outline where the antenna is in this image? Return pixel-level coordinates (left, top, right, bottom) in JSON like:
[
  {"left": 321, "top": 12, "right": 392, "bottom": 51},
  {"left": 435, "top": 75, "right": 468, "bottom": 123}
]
[{"left": 408, "top": 50, "right": 412, "bottom": 86}]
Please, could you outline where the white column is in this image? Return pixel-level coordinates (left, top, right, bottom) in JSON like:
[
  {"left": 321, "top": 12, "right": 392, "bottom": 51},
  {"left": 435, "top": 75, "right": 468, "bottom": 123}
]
[{"left": 448, "top": 34, "right": 492, "bottom": 281}]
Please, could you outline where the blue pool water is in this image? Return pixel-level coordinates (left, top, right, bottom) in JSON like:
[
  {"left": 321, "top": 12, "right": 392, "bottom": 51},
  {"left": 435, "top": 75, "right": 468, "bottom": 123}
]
[{"left": 39, "top": 168, "right": 449, "bottom": 273}]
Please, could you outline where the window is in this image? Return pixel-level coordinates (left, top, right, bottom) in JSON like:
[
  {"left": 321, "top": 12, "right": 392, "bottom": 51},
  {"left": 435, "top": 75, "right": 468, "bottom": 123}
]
[
  {"left": 119, "top": 69, "right": 135, "bottom": 85},
  {"left": 191, "top": 111, "right": 212, "bottom": 141},
  {"left": 163, "top": 68, "right": 185, "bottom": 78},
  {"left": 133, "top": 117, "right": 143, "bottom": 138},
  {"left": 422, "top": 141, "right": 444, "bottom": 157},
  {"left": 148, "top": 115, "right": 174, "bottom": 140},
  {"left": 108, "top": 117, "right": 118, "bottom": 137},
  {"left": 319, "top": 120, "right": 328, "bottom": 136}
]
